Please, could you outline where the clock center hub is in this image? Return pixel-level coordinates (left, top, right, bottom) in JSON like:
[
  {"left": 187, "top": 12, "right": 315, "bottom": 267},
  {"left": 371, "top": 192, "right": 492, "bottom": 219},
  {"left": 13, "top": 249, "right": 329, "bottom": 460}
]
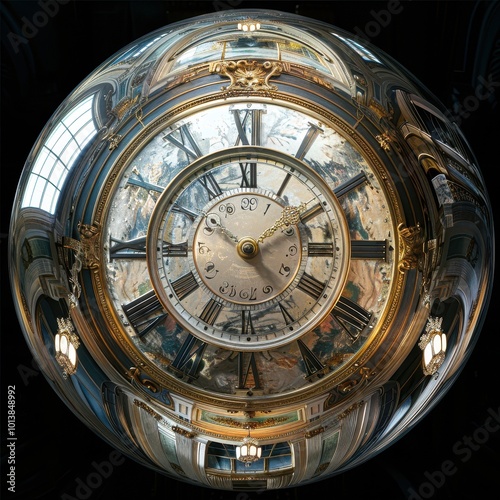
[{"left": 237, "top": 237, "right": 259, "bottom": 259}]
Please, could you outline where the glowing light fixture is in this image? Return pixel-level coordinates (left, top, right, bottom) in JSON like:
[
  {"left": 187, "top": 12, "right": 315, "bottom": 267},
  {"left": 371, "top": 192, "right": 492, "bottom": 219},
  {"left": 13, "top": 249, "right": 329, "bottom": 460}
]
[
  {"left": 236, "top": 428, "right": 262, "bottom": 467},
  {"left": 54, "top": 317, "right": 80, "bottom": 376},
  {"left": 237, "top": 19, "right": 261, "bottom": 32},
  {"left": 419, "top": 316, "right": 447, "bottom": 376}
]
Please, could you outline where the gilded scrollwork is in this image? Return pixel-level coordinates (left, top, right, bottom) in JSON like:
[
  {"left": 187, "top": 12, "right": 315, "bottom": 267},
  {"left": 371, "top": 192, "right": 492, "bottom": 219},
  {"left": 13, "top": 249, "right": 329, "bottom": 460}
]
[
  {"left": 398, "top": 223, "right": 423, "bottom": 272},
  {"left": 209, "top": 416, "right": 290, "bottom": 429},
  {"left": 337, "top": 401, "right": 365, "bottom": 420},
  {"left": 133, "top": 399, "right": 164, "bottom": 421},
  {"left": 172, "top": 426, "right": 196, "bottom": 439},
  {"left": 77, "top": 222, "right": 101, "bottom": 269},
  {"left": 111, "top": 95, "right": 139, "bottom": 121},
  {"left": 209, "top": 59, "right": 287, "bottom": 93},
  {"left": 305, "top": 426, "right": 325, "bottom": 438}
]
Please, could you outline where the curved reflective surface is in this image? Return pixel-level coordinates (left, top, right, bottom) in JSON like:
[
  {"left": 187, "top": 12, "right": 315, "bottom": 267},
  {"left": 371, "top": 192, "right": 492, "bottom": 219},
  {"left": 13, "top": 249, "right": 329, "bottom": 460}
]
[{"left": 9, "top": 9, "right": 494, "bottom": 492}]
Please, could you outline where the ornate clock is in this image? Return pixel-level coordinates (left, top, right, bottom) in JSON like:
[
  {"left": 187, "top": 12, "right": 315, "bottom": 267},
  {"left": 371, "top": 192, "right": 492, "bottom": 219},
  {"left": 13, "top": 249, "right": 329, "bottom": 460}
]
[
  {"left": 102, "top": 98, "right": 399, "bottom": 400},
  {"left": 9, "top": 9, "right": 494, "bottom": 492}
]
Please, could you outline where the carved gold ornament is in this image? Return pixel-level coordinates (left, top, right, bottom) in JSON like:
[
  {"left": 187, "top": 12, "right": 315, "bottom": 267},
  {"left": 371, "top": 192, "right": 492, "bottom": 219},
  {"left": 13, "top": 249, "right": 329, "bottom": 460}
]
[
  {"left": 398, "top": 223, "right": 423, "bottom": 272},
  {"left": 209, "top": 59, "right": 285, "bottom": 92}
]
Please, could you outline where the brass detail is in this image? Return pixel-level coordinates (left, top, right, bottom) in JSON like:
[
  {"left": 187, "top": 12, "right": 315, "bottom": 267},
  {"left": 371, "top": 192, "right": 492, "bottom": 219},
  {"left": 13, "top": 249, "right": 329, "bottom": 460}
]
[
  {"left": 209, "top": 59, "right": 285, "bottom": 92},
  {"left": 359, "top": 367, "right": 374, "bottom": 379},
  {"left": 418, "top": 316, "right": 443, "bottom": 350},
  {"left": 337, "top": 401, "right": 365, "bottom": 420},
  {"left": 56, "top": 317, "right": 80, "bottom": 349},
  {"left": 420, "top": 155, "right": 446, "bottom": 175},
  {"left": 172, "top": 426, "right": 196, "bottom": 439},
  {"left": 337, "top": 379, "right": 357, "bottom": 393},
  {"left": 133, "top": 399, "right": 164, "bottom": 421},
  {"left": 286, "top": 64, "right": 334, "bottom": 90},
  {"left": 398, "top": 223, "right": 423, "bottom": 273},
  {"left": 305, "top": 426, "right": 325, "bottom": 439},
  {"left": 376, "top": 132, "right": 392, "bottom": 151},
  {"left": 111, "top": 95, "right": 139, "bottom": 120},
  {"left": 128, "top": 367, "right": 159, "bottom": 393},
  {"left": 369, "top": 99, "right": 393, "bottom": 120},
  {"left": 237, "top": 237, "right": 259, "bottom": 259},
  {"left": 258, "top": 202, "right": 307, "bottom": 243},
  {"left": 77, "top": 222, "right": 101, "bottom": 269},
  {"left": 108, "top": 134, "right": 122, "bottom": 151},
  {"left": 62, "top": 236, "right": 84, "bottom": 303},
  {"left": 209, "top": 416, "right": 290, "bottom": 429},
  {"left": 337, "top": 366, "right": 375, "bottom": 394}
]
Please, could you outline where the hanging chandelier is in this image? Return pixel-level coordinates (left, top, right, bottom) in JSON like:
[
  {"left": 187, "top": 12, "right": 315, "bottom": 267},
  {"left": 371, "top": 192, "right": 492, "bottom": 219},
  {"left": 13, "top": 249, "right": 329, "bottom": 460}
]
[{"left": 236, "top": 428, "right": 262, "bottom": 467}]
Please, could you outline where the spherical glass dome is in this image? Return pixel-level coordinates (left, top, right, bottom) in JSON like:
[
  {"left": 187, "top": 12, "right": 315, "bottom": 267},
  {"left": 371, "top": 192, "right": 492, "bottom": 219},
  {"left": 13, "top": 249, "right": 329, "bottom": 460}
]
[{"left": 8, "top": 8, "right": 494, "bottom": 492}]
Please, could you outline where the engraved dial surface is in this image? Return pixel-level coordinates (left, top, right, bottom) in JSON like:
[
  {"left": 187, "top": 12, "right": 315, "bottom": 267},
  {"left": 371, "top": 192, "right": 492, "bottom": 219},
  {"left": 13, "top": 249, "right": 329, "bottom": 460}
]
[
  {"left": 147, "top": 149, "right": 349, "bottom": 350},
  {"left": 102, "top": 99, "right": 399, "bottom": 396}
]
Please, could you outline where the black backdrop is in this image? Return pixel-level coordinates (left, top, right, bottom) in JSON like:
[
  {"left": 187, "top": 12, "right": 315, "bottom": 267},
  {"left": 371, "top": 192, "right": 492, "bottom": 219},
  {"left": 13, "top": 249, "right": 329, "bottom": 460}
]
[{"left": 1, "top": 1, "right": 499, "bottom": 499}]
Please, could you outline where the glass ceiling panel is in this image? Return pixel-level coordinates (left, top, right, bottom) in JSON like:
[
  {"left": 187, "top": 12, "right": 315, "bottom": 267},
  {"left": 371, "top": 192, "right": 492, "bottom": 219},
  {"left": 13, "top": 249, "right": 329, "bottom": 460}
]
[{"left": 21, "top": 94, "right": 97, "bottom": 213}]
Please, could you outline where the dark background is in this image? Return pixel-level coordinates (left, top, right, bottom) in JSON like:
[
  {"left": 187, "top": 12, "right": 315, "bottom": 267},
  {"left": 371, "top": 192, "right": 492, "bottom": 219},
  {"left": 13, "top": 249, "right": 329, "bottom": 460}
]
[{"left": 1, "top": 1, "right": 499, "bottom": 499}]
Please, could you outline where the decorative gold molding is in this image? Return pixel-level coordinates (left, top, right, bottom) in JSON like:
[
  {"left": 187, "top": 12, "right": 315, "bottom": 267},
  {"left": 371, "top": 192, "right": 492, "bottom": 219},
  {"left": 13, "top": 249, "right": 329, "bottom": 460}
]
[
  {"left": 62, "top": 236, "right": 83, "bottom": 303},
  {"left": 111, "top": 95, "right": 139, "bottom": 120},
  {"left": 209, "top": 59, "right": 287, "bottom": 93},
  {"left": 209, "top": 415, "right": 290, "bottom": 429},
  {"left": 336, "top": 365, "right": 376, "bottom": 394},
  {"left": 398, "top": 223, "right": 423, "bottom": 273},
  {"left": 376, "top": 132, "right": 392, "bottom": 151},
  {"left": 369, "top": 98, "right": 393, "bottom": 121},
  {"left": 305, "top": 427, "right": 325, "bottom": 438},
  {"left": 337, "top": 401, "right": 365, "bottom": 420},
  {"left": 128, "top": 367, "right": 159, "bottom": 394},
  {"left": 172, "top": 426, "right": 196, "bottom": 439},
  {"left": 77, "top": 222, "right": 101, "bottom": 269},
  {"left": 133, "top": 399, "right": 164, "bottom": 421},
  {"left": 107, "top": 134, "right": 122, "bottom": 151}
]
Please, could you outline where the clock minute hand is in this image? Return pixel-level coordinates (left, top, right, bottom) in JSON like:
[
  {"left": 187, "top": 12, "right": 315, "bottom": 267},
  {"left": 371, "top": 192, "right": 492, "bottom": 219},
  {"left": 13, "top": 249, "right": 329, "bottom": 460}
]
[
  {"left": 258, "top": 202, "right": 308, "bottom": 243},
  {"left": 201, "top": 211, "right": 239, "bottom": 243}
]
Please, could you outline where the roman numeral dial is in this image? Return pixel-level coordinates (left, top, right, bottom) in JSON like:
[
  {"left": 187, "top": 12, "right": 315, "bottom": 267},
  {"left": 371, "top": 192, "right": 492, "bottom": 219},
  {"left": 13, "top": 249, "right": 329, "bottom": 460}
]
[
  {"left": 122, "top": 290, "right": 168, "bottom": 338},
  {"left": 102, "top": 100, "right": 398, "bottom": 397},
  {"left": 144, "top": 146, "right": 350, "bottom": 352},
  {"left": 168, "top": 334, "right": 207, "bottom": 382}
]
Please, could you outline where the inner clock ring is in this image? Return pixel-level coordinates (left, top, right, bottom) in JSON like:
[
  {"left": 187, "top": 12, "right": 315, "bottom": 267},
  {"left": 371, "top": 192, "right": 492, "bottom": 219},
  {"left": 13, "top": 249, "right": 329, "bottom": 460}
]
[
  {"left": 146, "top": 146, "right": 351, "bottom": 351},
  {"left": 190, "top": 191, "right": 304, "bottom": 306}
]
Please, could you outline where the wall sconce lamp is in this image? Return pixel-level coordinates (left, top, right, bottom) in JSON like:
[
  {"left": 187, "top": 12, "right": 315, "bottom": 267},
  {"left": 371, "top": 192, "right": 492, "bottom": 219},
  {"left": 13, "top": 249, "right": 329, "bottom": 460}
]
[
  {"left": 419, "top": 316, "right": 447, "bottom": 376},
  {"left": 237, "top": 19, "right": 261, "bottom": 32},
  {"left": 55, "top": 317, "right": 80, "bottom": 377}
]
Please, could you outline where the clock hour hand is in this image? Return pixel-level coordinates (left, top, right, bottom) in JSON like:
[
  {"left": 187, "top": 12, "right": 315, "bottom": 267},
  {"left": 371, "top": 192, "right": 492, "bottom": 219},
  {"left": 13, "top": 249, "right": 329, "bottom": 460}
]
[
  {"left": 258, "top": 202, "right": 308, "bottom": 243},
  {"left": 201, "top": 211, "right": 239, "bottom": 243}
]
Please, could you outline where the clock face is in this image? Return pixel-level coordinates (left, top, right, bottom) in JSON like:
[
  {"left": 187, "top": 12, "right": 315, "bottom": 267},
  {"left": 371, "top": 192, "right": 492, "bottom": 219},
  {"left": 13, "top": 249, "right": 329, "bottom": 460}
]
[
  {"left": 147, "top": 147, "right": 350, "bottom": 351},
  {"left": 102, "top": 98, "right": 399, "bottom": 396}
]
